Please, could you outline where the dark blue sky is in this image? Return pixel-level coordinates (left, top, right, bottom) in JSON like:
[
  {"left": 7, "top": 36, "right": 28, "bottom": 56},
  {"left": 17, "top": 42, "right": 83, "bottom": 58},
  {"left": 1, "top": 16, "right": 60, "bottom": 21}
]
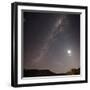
[{"left": 23, "top": 11, "right": 80, "bottom": 73}]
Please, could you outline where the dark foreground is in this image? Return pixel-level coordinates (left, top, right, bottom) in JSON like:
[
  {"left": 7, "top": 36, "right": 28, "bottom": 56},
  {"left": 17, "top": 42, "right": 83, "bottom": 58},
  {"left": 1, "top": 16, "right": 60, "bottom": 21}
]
[{"left": 23, "top": 68, "right": 80, "bottom": 77}]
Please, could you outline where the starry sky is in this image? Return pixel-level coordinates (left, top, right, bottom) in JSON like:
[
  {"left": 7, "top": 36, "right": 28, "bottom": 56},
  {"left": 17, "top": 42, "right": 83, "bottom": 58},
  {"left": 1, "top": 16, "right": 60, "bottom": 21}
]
[{"left": 23, "top": 11, "right": 80, "bottom": 74}]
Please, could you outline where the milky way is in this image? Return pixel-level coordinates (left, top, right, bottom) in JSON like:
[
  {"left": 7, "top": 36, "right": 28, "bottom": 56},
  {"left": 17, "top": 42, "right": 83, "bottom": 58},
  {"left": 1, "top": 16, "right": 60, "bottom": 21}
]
[
  {"left": 33, "top": 15, "right": 66, "bottom": 63},
  {"left": 23, "top": 11, "right": 80, "bottom": 73}
]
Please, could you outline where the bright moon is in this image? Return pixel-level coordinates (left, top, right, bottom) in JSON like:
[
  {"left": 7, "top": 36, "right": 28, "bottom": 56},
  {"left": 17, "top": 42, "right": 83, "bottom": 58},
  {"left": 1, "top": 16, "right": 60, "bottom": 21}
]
[{"left": 67, "top": 50, "right": 71, "bottom": 56}]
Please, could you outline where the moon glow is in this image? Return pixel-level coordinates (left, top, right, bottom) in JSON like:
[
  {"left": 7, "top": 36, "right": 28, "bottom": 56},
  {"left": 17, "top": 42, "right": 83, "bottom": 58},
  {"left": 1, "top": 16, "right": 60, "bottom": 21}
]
[{"left": 67, "top": 50, "right": 72, "bottom": 56}]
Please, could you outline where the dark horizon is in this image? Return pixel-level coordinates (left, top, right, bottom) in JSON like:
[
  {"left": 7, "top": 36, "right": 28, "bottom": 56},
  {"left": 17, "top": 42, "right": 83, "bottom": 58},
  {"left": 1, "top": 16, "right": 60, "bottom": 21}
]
[
  {"left": 23, "top": 11, "right": 80, "bottom": 74},
  {"left": 23, "top": 68, "right": 80, "bottom": 77}
]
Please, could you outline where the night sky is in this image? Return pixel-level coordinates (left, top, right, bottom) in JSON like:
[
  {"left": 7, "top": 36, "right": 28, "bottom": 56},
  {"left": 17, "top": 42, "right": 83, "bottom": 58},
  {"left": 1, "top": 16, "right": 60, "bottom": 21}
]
[{"left": 23, "top": 11, "right": 80, "bottom": 74}]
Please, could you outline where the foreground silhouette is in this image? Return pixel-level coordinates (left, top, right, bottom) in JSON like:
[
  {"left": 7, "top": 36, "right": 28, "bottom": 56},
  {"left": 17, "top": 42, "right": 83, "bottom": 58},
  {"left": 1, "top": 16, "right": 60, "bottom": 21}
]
[{"left": 23, "top": 68, "right": 80, "bottom": 77}]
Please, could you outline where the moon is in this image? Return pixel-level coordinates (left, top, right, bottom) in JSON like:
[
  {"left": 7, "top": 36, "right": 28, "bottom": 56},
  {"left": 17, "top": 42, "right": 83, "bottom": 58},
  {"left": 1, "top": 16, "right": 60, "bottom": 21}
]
[{"left": 67, "top": 50, "right": 72, "bottom": 56}]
